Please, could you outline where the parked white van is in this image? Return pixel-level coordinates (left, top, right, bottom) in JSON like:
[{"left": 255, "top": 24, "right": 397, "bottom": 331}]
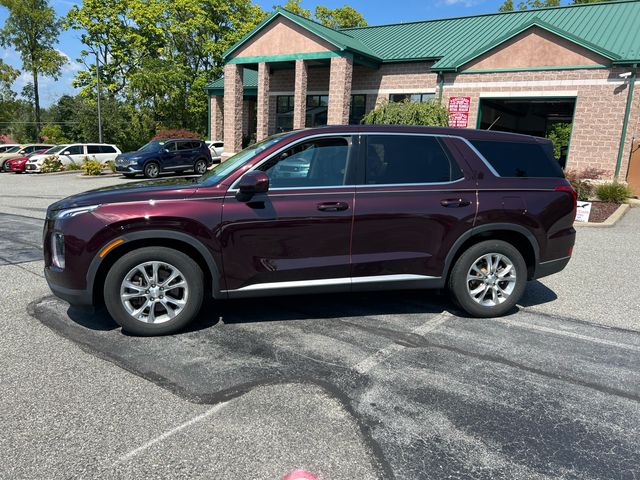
[{"left": 25, "top": 143, "right": 121, "bottom": 172}]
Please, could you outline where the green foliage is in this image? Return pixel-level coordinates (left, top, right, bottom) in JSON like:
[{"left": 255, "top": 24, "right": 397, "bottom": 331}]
[
  {"left": 80, "top": 157, "right": 103, "bottom": 175},
  {"left": 277, "top": 1, "right": 367, "bottom": 28},
  {"left": 65, "top": 161, "right": 82, "bottom": 171},
  {"left": 105, "top": 160, "right": 116, "bottom": 173},
  {"left": 40, "top": 124, "right": 70, "bottom": 144},
  {"left": 546, "top": 122, "right": 572, "bottom": 159},
  {"left": 40, "top": 155, "right": 63, "bottom": 173},
  {"left": 595, "top": 182, "right": 632, "bottom": 204},
  {"left": 361, "top": 100, "right": 449, "bottom": 127},
  {"left": 314, "top": 5, "right": 367, "bottom": 28},
  {"left": 564, "top": 167, "right": 606, "bottom": 201},
  {"left": 0, "top": 0, "right": 67, "bottom": 134},
  {"left": 499, "top": 0, "right": 612, "bottom": 10}
]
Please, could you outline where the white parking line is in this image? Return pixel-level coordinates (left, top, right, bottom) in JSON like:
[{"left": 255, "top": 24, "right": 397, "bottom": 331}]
[
  {"left": 113, "top": 402, "right": 228, "bottom": 465},
  {"left": 490, "top": 317, "right": 640, "bottom": 352},
  {"left": 353, "top": 313, "right": 451, "bottom": 374}
]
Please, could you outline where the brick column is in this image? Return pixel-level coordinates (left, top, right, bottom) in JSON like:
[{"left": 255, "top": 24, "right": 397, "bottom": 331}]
[
  {"left": 327, "top": 56, "right": 353, "bottom": 125},
  {"left": 210, "top": 95, "right": 223, "bottom": 141},
  {"left": 223, "top": 63, "right": 243, "bottom": 156},
  {"left": 293, "top": 59, "right": 308, "bottom": 129},
  {"left": 256, "top": 62, "right": 270, "bottom": 141}
]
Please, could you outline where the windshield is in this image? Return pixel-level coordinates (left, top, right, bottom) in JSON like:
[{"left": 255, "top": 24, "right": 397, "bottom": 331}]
[
  {"left": 5, "top": 146, "right": 20, "bottom": 153},
  {"left": 199, "top": 133, "right": 290, "bottom": 185},
  {"left": 43, "top": 145, "right": 67, "bottom": 155},
  {"left": 138, "top": 141, "right": 163, "bottom": 152}
]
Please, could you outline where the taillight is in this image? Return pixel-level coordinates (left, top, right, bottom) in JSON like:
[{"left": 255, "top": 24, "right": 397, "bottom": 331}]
[{"left": 555, "top": 184, "right": 577, "bottom": 220}]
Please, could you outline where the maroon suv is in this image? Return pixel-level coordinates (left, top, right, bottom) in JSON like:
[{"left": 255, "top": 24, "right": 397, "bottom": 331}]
[{"left": 44, "top": 126, "right": 576, "bottom": 335}]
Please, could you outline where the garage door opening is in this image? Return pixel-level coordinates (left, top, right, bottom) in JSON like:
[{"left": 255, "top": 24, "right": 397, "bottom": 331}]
[{"left": 477, "top": 97, "right": 576, "bottom": 168}]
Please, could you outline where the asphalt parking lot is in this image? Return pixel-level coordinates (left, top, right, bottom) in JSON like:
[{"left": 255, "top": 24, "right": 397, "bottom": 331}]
[{"left": 2, "top": 172, "right": 640, "bottom": 479}]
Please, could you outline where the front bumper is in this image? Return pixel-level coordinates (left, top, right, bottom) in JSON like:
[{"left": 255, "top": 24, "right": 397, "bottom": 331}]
[
  {"left": 115, "top": 164, "right": 142, "bottom": 173},
  {"left": 24, "top": 163, "right": 40, "bottom": 173},
  {"left": 45, "top": 267, "right": 93, "bottom": 306}
]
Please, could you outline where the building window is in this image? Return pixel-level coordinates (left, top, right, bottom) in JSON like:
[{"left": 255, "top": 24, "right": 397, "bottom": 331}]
[
  {"left": 276, "top": 95, "right": 294, "bottom": 132},
  {"left": 306, "top": 95, "right": 328, "bottom": 127},
  {"left": 350, "top": 94, "right": 366, "bottom": 124},
  {"left": 390, "top": 93, "right": 435, "bottom": 103}
]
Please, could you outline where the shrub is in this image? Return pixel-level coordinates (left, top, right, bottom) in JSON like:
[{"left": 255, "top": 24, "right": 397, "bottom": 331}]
[
  {"left": 595, "top": 182, "right": 632, "bottom": 204},
  {"left": 564, "top": 167, "right": 607, "bottom": 201},
  {"left": 80, "top": 157, "right": 104, "bottom": 176},
  {"left": 66, "top": 162, "right": 82, "bottom": 171},
  {"left": 361, "top": 99, "right": 449, "bottom": 126},
  {"left": 152, "top": 128, "right": 200, "bottom": 141},
  {"left": 40, "top": 156, "right": 64, "bottom": 173},
  {"left": 104, "top": 160, "right": 116, "bottom": 173}
]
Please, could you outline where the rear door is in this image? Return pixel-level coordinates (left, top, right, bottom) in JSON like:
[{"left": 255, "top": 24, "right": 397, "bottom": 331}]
[
  {"left": 220, "top": 135, "right": 357, "bottom": 294},
  {"left": 350, "top": 133, "right": 477, "bottom": 286}
]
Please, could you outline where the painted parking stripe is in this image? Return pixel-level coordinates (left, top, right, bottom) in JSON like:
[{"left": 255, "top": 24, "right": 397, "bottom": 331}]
[
  {"left": 353, "top": 313, "right": 451, "bottom": 374},
  {"left": 113, "top": 402, "right": 228, "bottom": 465}
]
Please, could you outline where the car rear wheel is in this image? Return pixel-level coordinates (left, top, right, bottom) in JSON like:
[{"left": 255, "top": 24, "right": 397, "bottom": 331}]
[
  {"left": 104, "top": 247, "right": 204, "bottom": 336},
  {"left": 448, "top": 240, "right": 527, "bottom": 317},
  {"left": 144, "top": 162, "right": 160, "bottom": 178},
  {"left": 194, "top": 158, "right": 207, "bottom": 175}
]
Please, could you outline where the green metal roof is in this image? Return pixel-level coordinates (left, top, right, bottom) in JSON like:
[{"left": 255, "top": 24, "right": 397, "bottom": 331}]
[
  {"left": 206, "top": 68, "right": 258, "bottom": 94},
  {"left": 343, "top": 0, "right": 640, "bottom": 69},
  {"left": 209, "top": 0, "right": 640, "bottom": 90}
]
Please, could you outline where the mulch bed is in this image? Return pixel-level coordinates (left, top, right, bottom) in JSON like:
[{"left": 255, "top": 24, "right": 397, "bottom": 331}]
[{"left": 587, "top": 201, "right": 621, "bottom": 223}]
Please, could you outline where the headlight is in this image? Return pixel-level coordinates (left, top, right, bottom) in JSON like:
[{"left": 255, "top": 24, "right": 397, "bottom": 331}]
[
  {"left": 128, "top": 157, "right": 141, "bottom": 164},
  {"left": 53, "top": 205, "right": 99, "bottom": 220}
]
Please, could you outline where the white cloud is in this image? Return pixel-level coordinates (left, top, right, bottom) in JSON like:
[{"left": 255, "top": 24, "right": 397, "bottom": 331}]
[{"left": 440, "top": 0, "right": 482, "bottom": 6}]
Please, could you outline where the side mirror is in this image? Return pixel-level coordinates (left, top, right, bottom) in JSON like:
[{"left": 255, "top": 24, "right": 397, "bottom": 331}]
[
  {"left": 63, "top": 151, "right": 70, "bottom": 155},
  {"left": 237, "top": 171, "right": 269, "bottom": 200}
]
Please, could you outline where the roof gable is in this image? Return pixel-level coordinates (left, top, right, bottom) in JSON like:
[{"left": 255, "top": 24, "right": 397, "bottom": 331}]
[{"left": 459, "top": 21, "right": 615, "bottom": 71}]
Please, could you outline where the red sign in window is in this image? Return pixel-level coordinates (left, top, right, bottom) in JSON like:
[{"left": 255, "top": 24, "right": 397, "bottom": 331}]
[{"left": 448, "top": 96, "right": 471, "bottom": 128}]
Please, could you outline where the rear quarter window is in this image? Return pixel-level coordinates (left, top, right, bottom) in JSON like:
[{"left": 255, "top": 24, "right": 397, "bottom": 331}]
[{"left": 471, "top": 140, "right": 564, "bottom": 178}]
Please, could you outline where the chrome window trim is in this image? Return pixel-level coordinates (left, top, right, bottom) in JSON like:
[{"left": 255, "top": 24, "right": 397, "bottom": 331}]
[{"left": 228, "top": 131, "right": 487, "bottom": 193}]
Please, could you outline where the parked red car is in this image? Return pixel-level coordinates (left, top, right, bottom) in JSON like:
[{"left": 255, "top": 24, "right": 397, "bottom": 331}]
[
  {"left": 44, "top": 125, "right": 576, "bottom": 336},
  {"left": 6, "top": 149, "right": 50, "bottom": 173}
]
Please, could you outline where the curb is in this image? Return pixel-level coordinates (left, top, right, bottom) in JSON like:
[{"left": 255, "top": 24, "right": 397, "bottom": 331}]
[
  {"left": 37, "top": 170, "right": 80, "bottom": 176},
  {"left": 76, "top": 172, "right": 121, "bottom": 179},
  {"left": 574, "top": 203, "right": 630, "bottom": 228}
]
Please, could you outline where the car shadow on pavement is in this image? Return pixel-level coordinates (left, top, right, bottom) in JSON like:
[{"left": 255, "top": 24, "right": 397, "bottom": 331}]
[{"left": 64, "top": 282, "right": 559, "bottom": 335}]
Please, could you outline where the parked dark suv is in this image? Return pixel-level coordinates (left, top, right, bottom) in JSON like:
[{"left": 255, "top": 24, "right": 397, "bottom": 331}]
[
  {"left": 115, "top": 139, "right": 212, "bottom": 178},
  {"left": 45, "top": 126, "right": 576, "bottom": 335}
]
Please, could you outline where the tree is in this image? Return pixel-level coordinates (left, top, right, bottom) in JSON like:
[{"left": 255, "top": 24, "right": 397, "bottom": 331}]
[
  {"left": 0, "top": 0, "right": 67, "bottom": 137},
  {"left": 498, "top": 0, "right": 612, "bottom": 11},
  {"left": 315, "top": 5, "right": 367, "bottom": 28},
  {"left": 276, "top": 1, "right": 367, "bottom": 28}
]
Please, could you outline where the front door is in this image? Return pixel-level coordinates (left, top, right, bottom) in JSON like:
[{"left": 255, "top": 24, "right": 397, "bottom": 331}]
[
  {"left": 350, "top": 133, "right": 477, "bottom": 286},
  {"left": 220, "top": 135, "right": 357, "bottom": 295}
]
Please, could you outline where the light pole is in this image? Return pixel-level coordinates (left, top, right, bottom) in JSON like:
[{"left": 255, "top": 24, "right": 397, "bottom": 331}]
[{"left": 95, "top": 52, "right": 103, "bottom": 143}]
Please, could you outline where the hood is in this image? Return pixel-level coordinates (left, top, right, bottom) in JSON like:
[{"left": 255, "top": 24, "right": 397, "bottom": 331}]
[
  {"left": 48, "top": 176, "right": 202, "bottom": 211},
  {"left": 117, "top": 150, "right": 153, "bottom": 160}
]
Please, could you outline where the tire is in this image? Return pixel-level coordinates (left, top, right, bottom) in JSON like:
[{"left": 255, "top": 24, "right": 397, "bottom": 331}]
[
  {"left": 144, "top": 161, "right": 160, "bottom": 178},
  {"left": 104, "top": 247, "right": 204, "bottom": 336},
  {"left": 448, "top": 240, "right": 527, "bottom": 318},
  {"left": 193, "top": 158, "right": 207, "bottom": 175},
  {"left": 123, "top": 173, "right": 136, "bottom": 178}
]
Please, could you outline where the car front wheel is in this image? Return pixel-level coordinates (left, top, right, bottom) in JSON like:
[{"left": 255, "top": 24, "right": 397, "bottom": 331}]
[
  {"left": 144, "top": 162, "right": 160, "bottom": 178},
  {"left": 194, "top": 158, "right": 207, "bottom": 175},
  {"left": 104, "top": 247, "right": 204, "bottom": 335},
  {"left": 448, "top": 240, "right": 527, "bottom": 318}
]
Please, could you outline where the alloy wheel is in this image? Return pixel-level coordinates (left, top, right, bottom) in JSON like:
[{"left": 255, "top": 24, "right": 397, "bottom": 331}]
[
  {"left": 466, "top": 253, "right": 517, "bottom": 307},
  {"left": 194, "top": 160, "right": 207, "bottom": 174},
  {"left": 120, "top": 261, "right": 188, "bottom": 324}
]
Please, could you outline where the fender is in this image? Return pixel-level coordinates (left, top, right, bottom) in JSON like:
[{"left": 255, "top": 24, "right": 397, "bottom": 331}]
[
  {"left": 86, "top": 229, "right": 224, "bottom": 301},
  {"left": 442, "top": 223, "right": 541, "bottom": 280}
]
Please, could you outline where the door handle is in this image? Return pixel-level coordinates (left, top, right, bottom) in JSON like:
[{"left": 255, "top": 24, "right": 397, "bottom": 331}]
[
  {"left": 317, "top": 202, "right": 349, "bottom": 212},
  {"left": 441, "top": 198, "right": 472, "bottom": 208}
]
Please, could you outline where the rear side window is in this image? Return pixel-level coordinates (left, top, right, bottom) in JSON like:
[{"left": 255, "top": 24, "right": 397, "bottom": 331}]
[
  {"left": 471, "top": 140, "right": 564, "bottom": 178},
  {"left": 365, "top": 135, "right": 462, "bottom": 185},
  {"left": 99, "top": 145, "right": 117, "bottom": 153},
  {"left": 87, "top": 145, "right": 101, "bottom": 154}
]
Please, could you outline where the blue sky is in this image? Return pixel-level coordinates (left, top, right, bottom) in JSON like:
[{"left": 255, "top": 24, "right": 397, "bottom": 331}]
[{"left": 0, "top": 0, "right": 513, "bottom": 106}]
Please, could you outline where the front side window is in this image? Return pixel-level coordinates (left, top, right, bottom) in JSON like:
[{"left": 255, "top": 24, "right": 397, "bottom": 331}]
[
  {"left": 258, "top": 137, "right": 351, "bottom": 188},
  {"left": 390, "top": 93, "right": 435, "bottom": 103},
  {"left": 365, "top": 135, "right": 462, "bottom": 185},
  {"left": 66, "top": 145, "right": 84, "bottom": 155}
]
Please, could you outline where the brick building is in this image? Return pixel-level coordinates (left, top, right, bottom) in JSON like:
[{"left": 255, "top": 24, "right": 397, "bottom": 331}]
[{"left": 206, "top": 1, "right": 640, "bottom": 178}]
